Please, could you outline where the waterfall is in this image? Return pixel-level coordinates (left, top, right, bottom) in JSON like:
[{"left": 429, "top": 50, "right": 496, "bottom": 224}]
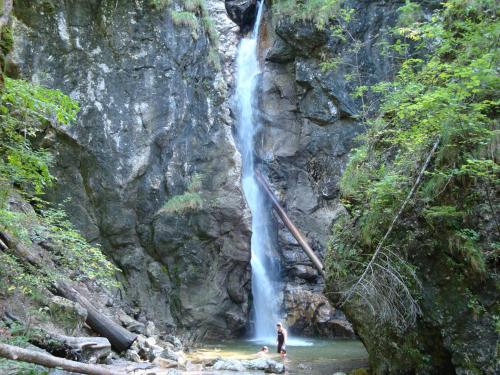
[{"left": 235, "top": 1, "right": 281, "bottom": 341}]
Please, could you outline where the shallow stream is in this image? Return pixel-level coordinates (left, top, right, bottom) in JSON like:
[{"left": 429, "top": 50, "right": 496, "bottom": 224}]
[{"left": 189, "top": 338, "right": 368, "bottom": 374}]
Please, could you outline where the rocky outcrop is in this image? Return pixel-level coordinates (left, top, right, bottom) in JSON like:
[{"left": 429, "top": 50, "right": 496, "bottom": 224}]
[
  {"left": 9, "top": 0, "right": 250, "bottom": 339},
  {"left": 251, "top": 4, "right": 374, "bottom": 337},
  {"left": 211, "top": 357, "right": 285, "bottom": 373},
  {"left": 224, "top": 0, "right": 257, "bottom": 33}
]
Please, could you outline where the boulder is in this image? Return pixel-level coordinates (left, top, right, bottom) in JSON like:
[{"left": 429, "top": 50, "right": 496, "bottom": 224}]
[
  {"left": 152, "top": 357, "right": 178, "bottom": 369},
  {"left": 225, "top": 0, "right": 257, "bottom": 32},
  {"left": 119, "top": 314, "right": 145, "bottom": 334},
  {"left": 48, "top": 296, "right": 87, "bottom": 335},
  {"left": 145, "top": 321, "right": 156, "bottom": 337},
  {"left": 242, "top": 358, "right": 286, "bottom": 373},
  {"left": 147, "top": 344, "right": 165, "bottom": 362},
  {"left": 144, "top": 337, "right": 157, "bottom": 348},
  {"left": 212, "top": 358, "right": 246, "bottom": 371},
  {"left": 212, "top": 358, "right": 285, "bottom": 373},
  {"left": 161, "top": 335, "right": 183, "bottom": 351},
  {"left": 160, "top": 347, "right": 186, "bottom": 366},
  {"left": 125, "top": 349, "right": 141, "bottom": 362}
]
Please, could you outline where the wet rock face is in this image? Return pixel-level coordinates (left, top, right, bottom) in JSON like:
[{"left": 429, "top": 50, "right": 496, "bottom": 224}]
[
  {"left": 224, "top": 0, "right": 257, "bottom": 33},
  {"left": 254, "top": 1, "right": 408, "bottom": 337},
  {"left": 11, "top": 0, "right": 250, "bottom": 339}
]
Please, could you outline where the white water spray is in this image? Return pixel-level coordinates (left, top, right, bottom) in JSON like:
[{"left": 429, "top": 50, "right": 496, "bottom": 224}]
[{"left": 235, "top": 2, "right": 281, "bottom": 341}]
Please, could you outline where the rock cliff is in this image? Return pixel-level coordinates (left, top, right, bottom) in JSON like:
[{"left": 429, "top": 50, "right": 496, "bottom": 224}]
[
  {"left": 10, "top": 0, "right": 250, "bottom": 339},
  {"left": 259, "top": 1, "right": 498, "bottom": 374},
  {"left": 10, "top": 0, "right": 358, "bottom": 339}
]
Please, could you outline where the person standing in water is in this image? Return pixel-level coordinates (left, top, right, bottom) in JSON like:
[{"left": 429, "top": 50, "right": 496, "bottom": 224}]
[{"left": 276, "top": 322, "right": 287, "bottom": 357}]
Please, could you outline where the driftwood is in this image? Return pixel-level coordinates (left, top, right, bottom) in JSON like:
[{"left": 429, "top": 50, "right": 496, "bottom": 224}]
[
  {"left": 0, "top": 230, "right": 44, "bottom": 267},
  {"left": 255, "top": 170, "right": 325, "bottom": 276},
  {"left": 3, "top": 312, "right": 111, "bottom": 363},
  {"left": 54, "top": 281, "right": 137, "bottom": 352},
  {"left": 0, "top": 232, "right": 135, "bottom": 352},
  {"left": 0, "top": 343, "right": 120, "bottom": 375},
  {"left": 42, "top": 334, "right": 111, "bottom": 363}
]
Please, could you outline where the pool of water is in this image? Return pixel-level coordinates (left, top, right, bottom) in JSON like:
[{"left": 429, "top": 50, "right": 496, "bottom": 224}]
[{"left": 189, "top": 338, "right": 369, "bottom": 374}]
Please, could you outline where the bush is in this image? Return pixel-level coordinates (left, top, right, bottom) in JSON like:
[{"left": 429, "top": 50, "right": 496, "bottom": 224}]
[{"left": 161, "top": 173, "right": 204, "bottom": 214}]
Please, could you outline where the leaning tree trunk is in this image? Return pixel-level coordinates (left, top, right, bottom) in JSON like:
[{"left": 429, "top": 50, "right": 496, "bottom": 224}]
[
  {"left": 54, "top": 281, "right": 136, "bottom": 352},
  {"left": 255, "top": 169, "right": 325, "bottom": 276},
  {"left": 0, "top": 343, "right": 119, "bottom": 375}
]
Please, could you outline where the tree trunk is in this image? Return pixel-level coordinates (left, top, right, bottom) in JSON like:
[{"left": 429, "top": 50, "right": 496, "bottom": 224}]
[
  {"left": 0, "top": 343, "right": 120, "bottom": 375},
  {"left": 4, "top": 312, "right": 112, "bottom": 363},
  {"left": 254, "top": 170, "right": 325, "bottom": 276},
  {"left": 54, "top": 281, "right": 137, "bottom": 352}
]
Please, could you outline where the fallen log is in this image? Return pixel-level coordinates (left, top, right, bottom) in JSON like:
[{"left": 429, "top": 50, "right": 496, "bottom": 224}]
[
  {"left": 54, "top": 281, "right": 137, "bottom": 352},
  {"left": 254, "top": 170, "right": 325, "bottom": 276},
  {"left": 0, "top": 230, "right": 44, "bottom": 267},
  {"left": 0, "top": 343, "right": 120, "bottom": 375},
  {"left": 4, "top": 312, "right": 111, "bottom": 363}
]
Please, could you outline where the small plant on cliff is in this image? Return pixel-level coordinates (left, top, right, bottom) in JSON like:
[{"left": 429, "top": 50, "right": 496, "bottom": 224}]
[
  {"left": 149, "top": 0, "right": 172, "bottom": 10},
  {"left": 161, "top": 173, "right": 204, "bottom": 213},
  {"left": 273, "top": 0, "right": 348, "bottom": 30},
  {"left": 169, "top": 0, "right": 221, "bottom": 69}
]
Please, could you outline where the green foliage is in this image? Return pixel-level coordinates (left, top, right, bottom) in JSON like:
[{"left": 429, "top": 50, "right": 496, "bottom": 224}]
[
  {"left": 172, "top": 10, "right": 198, "bottom": 29},
  {"left": 326, "top": 0, "right": 499, "bottom": 328},
  {"left": 149, "top": 0, "right": 172, "bottom": 10},
  {"left": 0, "top": 77, "right": 118, "bottom": 296},
  {"left": 169, "top": 0, "right": 221, "bottom": 69},
  {"left": 0, "top": 251, "right": 50, "bottom": 296},
  {"left": 0, "top": 208, "right": 32, "bottom": 243},
  {"left": 161, "top": 173, "right": 204, "bottom": 214},
  {"left": 38, "top": 203, "right": 120, "bottom": 288},
  {"left": 0, "top": 202, "right": 120, "bottom": 298},
  {"left": 0, "top": 77, "right": 78, "bottom": 197},
  {"left": 273, "top": 0, "right": 350, "bottom": 31}
]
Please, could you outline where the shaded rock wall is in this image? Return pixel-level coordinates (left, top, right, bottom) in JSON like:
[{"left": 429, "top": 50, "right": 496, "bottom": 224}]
[
  {"left": 254, "top": 0, "right": 413, "bottom": 337},
  {"left": 260, "top": 2, "right": 498, "bottom": 374},
  {"left": 10, "top": 0, "right": 250, "bottom": 339}
]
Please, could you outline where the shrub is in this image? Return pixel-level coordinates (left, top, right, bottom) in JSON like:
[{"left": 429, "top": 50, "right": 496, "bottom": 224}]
[{"left": 161, "top": 173, "right": 204, "bottom": 214}]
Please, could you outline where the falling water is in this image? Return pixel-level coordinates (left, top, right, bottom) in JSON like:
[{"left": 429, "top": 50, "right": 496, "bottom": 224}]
[{"left": 235, "top": 1, "right": 281, "bottom": 341}]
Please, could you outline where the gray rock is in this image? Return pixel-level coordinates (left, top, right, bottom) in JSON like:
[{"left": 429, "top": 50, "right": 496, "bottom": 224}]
[
  {"left": 153, "top": 357, "right": 179, "bottom": 369},
  {"left": 225, "top": 0, "right": 257, "bottom": 32},
  {"left": 119, "top": 314, "right": 145, "bottom": 334},
  {"left": 10, "top": 0, "right": 251, "bottom": 340},
  {"left": 144, "top": 337, "right": 157, "bottom": 348},
  {"left": 212, "top": 358, "right": 285, "bottom": 373},
  {"left": 144, "top": 321, "right": 156, "bottom": 337},
  {"left": 160, "top": 348, "right": 181, "bottom": 362},
  {"left": 147, "top": 344, "right": 165, "bottom": 362},
  {"left": 125, "top": 349, "right": 141, "bottom": 363},
  {"left": 161, "top": 335, "right": 183, "bottom": 351},
  {"left": 48, "top": 296, "right": 87, "bottom": 335},
  {"left": 242, "top": 358, "right": 286, "bottom": 373},
  {"left": 212, "top": 358, "right": 246, "bottom": 371}
]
